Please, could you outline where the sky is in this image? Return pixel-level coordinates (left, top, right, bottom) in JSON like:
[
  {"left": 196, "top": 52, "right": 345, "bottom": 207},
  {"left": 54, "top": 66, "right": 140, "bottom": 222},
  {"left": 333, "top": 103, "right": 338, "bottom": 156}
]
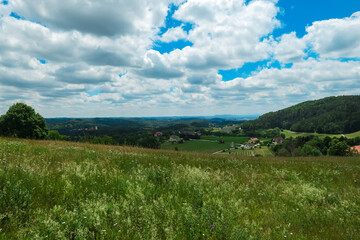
[{"left": 0, "top": 0, "right": 360, "bottom": 118}]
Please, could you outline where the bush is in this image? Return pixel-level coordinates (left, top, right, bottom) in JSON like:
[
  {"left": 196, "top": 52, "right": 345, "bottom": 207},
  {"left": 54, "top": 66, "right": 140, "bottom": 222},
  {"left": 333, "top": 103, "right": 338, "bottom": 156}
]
[
  {"left": 47, "top": 130, "right": 67, "bottom": 141},
  {"left": 277, "top": 148, "right": 291, "bottom": 157},
  {"left": 301, "top": 144, "right": 322, "bottom": 156}
]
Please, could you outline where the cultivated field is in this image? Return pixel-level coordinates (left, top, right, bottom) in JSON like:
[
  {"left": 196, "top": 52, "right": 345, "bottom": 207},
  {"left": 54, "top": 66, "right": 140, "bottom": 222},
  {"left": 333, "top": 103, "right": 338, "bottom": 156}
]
[
  {"left": 0, "top": 138, "right": 360, "bottom": 239},
  {"left": 225, "top": 147, "right": 274, "bottom": 157}
]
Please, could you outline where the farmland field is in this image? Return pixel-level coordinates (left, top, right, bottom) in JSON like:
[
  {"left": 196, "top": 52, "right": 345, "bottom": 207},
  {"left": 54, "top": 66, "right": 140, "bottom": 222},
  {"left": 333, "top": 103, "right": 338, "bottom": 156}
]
[
  {"left": 226, "top": 147, "right": 274, "bottom": 157},
  {"left": 0, "top": 138, "right": 360, "bottom": 239}
]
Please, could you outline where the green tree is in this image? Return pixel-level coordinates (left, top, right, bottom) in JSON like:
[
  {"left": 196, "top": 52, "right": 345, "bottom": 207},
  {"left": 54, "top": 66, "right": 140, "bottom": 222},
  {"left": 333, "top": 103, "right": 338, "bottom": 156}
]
[
  {"left": 0, "top": 103, "right": 48, "bottom": 139},
  {"left": 301, "top": 144, "right": 322, "bottom": 156},
  {"left": 328, "top": 139, "right": 350, "bottom": 156}
]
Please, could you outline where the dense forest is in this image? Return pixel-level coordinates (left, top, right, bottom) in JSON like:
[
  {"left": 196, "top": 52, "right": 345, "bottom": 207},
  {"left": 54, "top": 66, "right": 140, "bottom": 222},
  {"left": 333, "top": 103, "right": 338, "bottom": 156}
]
[{"left": 241, "top": 95, "right": 360, "bottom": 133}]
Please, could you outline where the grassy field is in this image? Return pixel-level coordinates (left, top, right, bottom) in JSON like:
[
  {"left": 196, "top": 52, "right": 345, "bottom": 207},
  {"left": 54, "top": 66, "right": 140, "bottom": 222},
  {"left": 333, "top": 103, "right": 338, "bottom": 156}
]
[
  {"left": 161, "top": 140, "right": 231, "bottom": 153},
  {"left": 283, "top": 130, "right": 360, "bottom": 139},
  {"left": 1, "top": 138, "right": 360, "bottom": 239}
]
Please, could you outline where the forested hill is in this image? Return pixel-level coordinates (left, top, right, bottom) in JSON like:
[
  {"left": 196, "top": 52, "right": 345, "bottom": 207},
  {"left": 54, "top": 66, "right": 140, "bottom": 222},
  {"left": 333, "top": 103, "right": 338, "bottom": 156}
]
[{"left": 241, "top": 95, "right": 360, "bottom": 134}]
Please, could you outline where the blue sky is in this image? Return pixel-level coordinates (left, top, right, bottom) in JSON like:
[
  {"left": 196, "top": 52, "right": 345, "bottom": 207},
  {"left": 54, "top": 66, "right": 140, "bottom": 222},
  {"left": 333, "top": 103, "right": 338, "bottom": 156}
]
[
  {"left": 275, "top": 0, "right": 360, "bottom": 37},
  {"left": 0, "top": 0, "right": 360, "bottom": 117}
]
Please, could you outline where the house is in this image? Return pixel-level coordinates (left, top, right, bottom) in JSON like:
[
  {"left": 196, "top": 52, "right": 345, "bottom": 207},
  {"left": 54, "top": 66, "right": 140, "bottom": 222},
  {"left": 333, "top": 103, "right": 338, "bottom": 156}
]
[
  {"left": 154, "top": 131, "right": 163, "bottom": 137},
  {"left": 273, "top": 137, "right": 284, "bottom": 144},
  {"left": 351, "top": 145, "right": 360, "bottom": 154},
  {"left": 249, "top": 137, "right": 258, "bottom": 143}
]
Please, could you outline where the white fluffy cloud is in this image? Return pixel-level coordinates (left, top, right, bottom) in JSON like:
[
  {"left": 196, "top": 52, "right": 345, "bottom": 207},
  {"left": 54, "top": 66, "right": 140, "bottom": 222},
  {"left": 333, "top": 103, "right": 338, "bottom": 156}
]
[
  {"left": 172, "top": 0, "right": 280, "bottom": 69},
  {"left": 10, "top": 0, "right": 171, "bottom": 37},
  {"left": 272, "top": 11, "right": 360, "bottom": 61},
  {"left": 0, "top": 0, "right": 360, "bottom": 117},
  {"left": 273, "top": 32, "right": 307, "bottom": 63},
  {"left": 304, "top": 11, "right": 360, "bottom": 58},
  {"left": 158, "top": 26, "right": 188, "bottom": 43}
]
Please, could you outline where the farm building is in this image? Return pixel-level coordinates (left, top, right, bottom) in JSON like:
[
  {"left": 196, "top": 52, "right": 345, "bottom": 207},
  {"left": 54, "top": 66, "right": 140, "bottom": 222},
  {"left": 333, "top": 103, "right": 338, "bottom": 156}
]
[
  {"left": 249, "top": 137, "right": 258, "bottom": 143},
  {"left": 154, "top": 132, "right": 163, "bottom": 137},
  {"left": 351, "top": 145, "right": 360, "bottom": 154},
  {"left": 273, "top": 137, "right": 284, "bottom": 144}
]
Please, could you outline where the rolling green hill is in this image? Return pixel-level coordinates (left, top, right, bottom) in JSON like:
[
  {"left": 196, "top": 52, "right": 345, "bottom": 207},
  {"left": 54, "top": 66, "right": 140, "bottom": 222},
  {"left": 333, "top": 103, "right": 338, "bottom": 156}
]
[
  {"left": 242, "top": 95, "right": 360, "bottom": 134},
  {"left": 0, "top": 137, "right": 359, "bottom": 239}
]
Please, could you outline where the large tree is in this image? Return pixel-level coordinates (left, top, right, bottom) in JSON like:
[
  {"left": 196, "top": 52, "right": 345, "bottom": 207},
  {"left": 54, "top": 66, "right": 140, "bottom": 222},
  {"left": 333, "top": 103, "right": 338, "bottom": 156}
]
[{"left": 0, "top": 103, "right": 48, "bottom": 139}]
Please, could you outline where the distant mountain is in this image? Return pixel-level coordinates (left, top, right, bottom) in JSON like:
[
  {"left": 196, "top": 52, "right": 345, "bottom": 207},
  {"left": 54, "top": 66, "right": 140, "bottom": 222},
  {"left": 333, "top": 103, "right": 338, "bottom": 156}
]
[{"left": 241, "top": 95, "right": 360, "bottom": 134}]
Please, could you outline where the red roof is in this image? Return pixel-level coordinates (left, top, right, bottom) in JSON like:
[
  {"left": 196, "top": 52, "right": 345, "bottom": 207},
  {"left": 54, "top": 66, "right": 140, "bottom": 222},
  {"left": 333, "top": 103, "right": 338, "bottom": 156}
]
[{"left": 351, "top": 146, "right": 360, "bottom": 154}]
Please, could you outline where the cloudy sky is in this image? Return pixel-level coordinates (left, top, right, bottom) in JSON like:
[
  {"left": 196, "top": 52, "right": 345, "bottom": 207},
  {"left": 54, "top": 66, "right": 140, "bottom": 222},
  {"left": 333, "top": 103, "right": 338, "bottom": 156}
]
[{"left": 0, "top": 0, "right": 360, "bottom": 117}]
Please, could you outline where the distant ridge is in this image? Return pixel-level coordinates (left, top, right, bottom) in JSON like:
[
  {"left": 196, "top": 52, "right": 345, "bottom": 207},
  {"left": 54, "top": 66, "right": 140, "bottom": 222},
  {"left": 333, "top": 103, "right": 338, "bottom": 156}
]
[
  {"left": 241, "top": 95, "right": 360, "bottom": 134},
  {"left": 46, "top": 115, "right": 259, "bottom": 121}
]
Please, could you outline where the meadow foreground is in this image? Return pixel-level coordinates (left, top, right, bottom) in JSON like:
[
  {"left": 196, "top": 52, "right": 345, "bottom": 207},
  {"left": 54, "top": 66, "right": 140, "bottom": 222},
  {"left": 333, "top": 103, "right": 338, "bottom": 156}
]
[{"left": 0, "top": 138, "right": 359, "bottom": 239}]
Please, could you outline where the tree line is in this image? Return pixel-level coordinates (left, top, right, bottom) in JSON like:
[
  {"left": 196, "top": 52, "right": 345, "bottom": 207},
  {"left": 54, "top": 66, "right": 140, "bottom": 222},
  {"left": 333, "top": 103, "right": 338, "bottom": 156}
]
[
  {"left": 272, "top": 135, "right": 360, "bottom": 157},
  {"left": 242, "top": 95, "right": 360, "bottom": 134},
  {"left": 0, "top": 103, "right": 163, "bottom": 149}
]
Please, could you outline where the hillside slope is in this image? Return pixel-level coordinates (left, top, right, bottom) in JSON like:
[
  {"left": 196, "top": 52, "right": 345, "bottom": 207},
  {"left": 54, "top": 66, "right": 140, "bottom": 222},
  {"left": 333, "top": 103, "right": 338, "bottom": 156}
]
[
  {"left": 241, "top": 95, "right": 360, "bottom": 133},
  {"left": 0, "top": 138, "right": 360, "bottom": 239}
]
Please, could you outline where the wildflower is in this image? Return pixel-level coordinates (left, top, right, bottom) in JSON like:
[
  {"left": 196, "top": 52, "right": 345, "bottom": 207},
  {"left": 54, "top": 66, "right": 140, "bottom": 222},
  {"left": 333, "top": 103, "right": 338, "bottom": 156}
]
[
  {"left": 114, "top": 223, "right": 118, "bottom": 226},
  {"left": 102, "top": 230, "right": 106, "bottom": 232},
  {"left": 84, "top": 216, "right": 87, "bottom": 219},
  {"left": 210, "top": 224, "right": 213, "bottom": 228}
]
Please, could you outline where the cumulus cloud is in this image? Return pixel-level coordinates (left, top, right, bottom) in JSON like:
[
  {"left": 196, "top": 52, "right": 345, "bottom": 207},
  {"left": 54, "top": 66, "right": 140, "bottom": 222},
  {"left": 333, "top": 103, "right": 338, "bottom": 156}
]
[
  {"left": 272, "top": 11, "right": 360, "bottom": 61},
  {"left": 0, "top": 0, "right": 360, "bottom": 117},
  {"left": 170, "top": 0, "right": 280, "bottom": 70},
  {"left": 10, "top": 0, "right": 171, "bottom": 37},
  {"left": 158, "top": 26, "right": 188, "bottom": 43},
  {"left": 304, "top": 11, "right": 360, "bottom": 59},
  {"left": 273, "top": 32, "right": 307, "bottom": 63},
  {"left": 134, "top": 50, "right": 185, "bottom": 79}
]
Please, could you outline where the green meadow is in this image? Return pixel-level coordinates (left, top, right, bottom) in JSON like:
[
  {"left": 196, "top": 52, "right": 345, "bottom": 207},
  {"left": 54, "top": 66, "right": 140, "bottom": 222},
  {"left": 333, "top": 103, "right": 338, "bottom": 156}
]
[
  {"left": 0, "top": 138, "right": 360, "bottom": 239},
  {"left": 161, "top": 140, "right": 231, "bottom": 153}
]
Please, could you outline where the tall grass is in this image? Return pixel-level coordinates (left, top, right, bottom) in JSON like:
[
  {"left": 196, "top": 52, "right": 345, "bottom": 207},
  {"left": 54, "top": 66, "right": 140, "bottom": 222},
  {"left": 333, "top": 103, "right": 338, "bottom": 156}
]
[{"left": 0, "top": 138, "right": 359, "bottom": 239}]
